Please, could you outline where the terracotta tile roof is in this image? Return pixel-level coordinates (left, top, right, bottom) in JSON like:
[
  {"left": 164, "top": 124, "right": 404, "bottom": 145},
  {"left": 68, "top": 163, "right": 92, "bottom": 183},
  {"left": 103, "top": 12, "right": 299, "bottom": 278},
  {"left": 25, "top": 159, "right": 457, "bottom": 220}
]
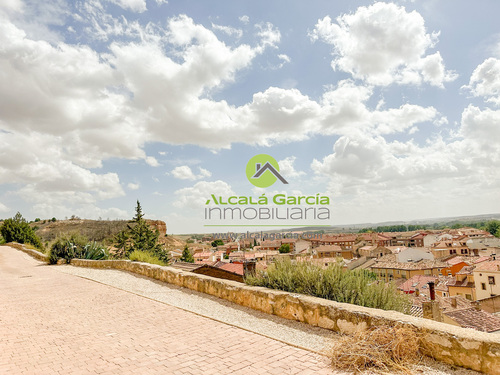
[
  {"left": 444, "top": 308, "right": 500, "bottom": 332},
  {"left": 315, "top": 244, "right": 343, "bottom": 252},
  {"left": 372, "top": 256, "right": 447, "bottom": 270},
  {"left": 439, "top": 296, "right": 475, "bottom": 312},
  {"left": 446, "top": 277, "right": 474, "bottom": 288},
  {"left": 353, "top": 258, "right": 377, "bottom": 270},
  {"left": 474, "top": 256, "right": 491, "bottom": 264},
  {"left": 261, "top": 240, "right": 281, "bottom": 247},
  {"left": 218, "top": 262, "right": 244, "bottom": 275},
  {"left": 398, "top": 275, "right": 438, "bottom": 293},
  {"left": 474, "top": 260, "right": 500, "bottom": 272},
  {"left": 359, "top": 245, "right": 378, "bottom": 251},
  {"left": 456, "top": 266, "right": 475, "bottom": 275},
  {"left": 309, "top": 235, "right": 356, "bottom": 242},
  {"left": 411, "top": 295, "right": 473, "bottom": 313},
  {"left": 435, "top": 276, "right": 453, "bottom": 292},
  {"left": 193, "top": 252, "right": 212, "bottom": 258},
  {"left": 432, "top": 240, "right": 468, "bottom": 249},
  {"left": 445, "top": 256, "right": 466, "bottom": 266}
]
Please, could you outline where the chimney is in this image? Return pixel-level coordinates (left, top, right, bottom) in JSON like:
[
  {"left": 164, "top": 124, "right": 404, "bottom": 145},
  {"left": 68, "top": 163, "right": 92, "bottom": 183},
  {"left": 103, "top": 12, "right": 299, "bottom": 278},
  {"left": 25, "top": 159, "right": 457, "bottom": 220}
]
[
  {"left": 415, "top": 287, "right": 420, "bottom": 297},
  {"left": 243, "top": 261, "right": 256, "bottom": 277},
  {"left": 428, "top": 281, "right": 436, "bottom": 301},
  {"left": 451, "top": 296, "right": 457, "bottom": 308}
]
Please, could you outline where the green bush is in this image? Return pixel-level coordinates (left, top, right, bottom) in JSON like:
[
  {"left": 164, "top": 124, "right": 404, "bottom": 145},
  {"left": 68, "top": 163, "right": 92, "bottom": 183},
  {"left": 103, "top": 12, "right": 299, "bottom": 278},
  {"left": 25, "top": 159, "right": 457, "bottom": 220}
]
[
  {"left": 47, "top": 234, "right": 108, "bottom": 264},
  {"left": 113, "top": 201, "right": 170, "bottom": 264},
  {"left": 129, "top": 250, "right": 168, "bottom": 266},
  {"left": 81, "top": 241, "right": 109, "bottom": 260},
  {"left": 211, "top": 239, "right": 224, "bottom": 247},
  {"left": 245, "top": 258, "right": 410, "bottom": 313},
  {"left": 278, "top": 243, "right": 291, "bottom": 253},
  {"left": 0, "top": 212, "right": 43, "bottom": 249},
  {"left": 180, "top": 245, "right": 194, "bottom": 263},
  {"left": 48, "top": 239, "right": 77, "bottom": 264}
]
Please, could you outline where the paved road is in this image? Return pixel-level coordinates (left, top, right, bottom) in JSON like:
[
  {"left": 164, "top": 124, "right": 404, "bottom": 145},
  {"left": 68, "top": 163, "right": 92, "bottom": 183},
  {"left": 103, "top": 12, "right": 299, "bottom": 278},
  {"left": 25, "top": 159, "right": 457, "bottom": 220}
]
[{"left": 0, "top": 246, "right": 334, "bottom": 375}]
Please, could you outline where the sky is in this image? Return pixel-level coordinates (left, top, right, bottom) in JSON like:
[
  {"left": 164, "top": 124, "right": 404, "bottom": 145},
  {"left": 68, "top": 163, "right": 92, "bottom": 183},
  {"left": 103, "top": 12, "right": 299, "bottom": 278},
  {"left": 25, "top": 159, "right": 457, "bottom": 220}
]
[{"left": 1, "top": 0, "right": 500, "bottom": 234}]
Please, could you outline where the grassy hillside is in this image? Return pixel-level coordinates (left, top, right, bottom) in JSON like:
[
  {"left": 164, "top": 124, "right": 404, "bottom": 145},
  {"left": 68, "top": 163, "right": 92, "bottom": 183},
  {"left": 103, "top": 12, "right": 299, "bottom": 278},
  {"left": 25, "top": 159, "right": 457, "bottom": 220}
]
[{"left": 30, "top": 219, "right": 129, "bottom": 245}]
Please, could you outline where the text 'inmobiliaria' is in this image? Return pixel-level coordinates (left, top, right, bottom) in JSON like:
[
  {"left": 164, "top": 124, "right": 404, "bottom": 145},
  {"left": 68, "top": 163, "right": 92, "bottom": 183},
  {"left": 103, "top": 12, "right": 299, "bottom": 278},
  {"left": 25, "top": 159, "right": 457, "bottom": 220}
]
[{"left": 204, "top": 193, "right": 331, "bottom": 221}]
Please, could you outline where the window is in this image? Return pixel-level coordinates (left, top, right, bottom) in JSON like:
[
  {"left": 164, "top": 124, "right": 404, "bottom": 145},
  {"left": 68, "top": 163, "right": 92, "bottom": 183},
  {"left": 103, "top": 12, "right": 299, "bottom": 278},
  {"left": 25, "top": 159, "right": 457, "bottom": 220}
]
[
  {"left": 465, "top": 294, "right": 472, "bottom": 301},
  {"left": 482, "top": 283, "right": 487, "bottom": 290},
  {"left": 488, "top": 276, "right": 496, "bottom": 285}
]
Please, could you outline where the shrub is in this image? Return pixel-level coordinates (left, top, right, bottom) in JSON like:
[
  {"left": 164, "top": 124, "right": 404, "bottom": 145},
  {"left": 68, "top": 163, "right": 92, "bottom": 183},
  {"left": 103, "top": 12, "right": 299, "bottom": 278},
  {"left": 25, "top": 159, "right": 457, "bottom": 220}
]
[
  {"left": 113, "top": 201, "right": 169, "bottom": 264},
  {"left": 48, "top": 238, "right": 77, "bottom": 264},
  {"left": 47, "top": 234, "right": 108, "bottom": 264},
  {"left": 245, "top": 258, "right": 410, "bottom": 313},
  {"left": 0, "top": 212, "right": 42, "bottom": 249},
  {"left": 81, "top": 241, "right": 109, "bottom": 260},
  {"left": 180, "top": 245, "right": 194, "bottom": 263},
  {"left": 278, "top": 243, "right": 291, "bottom": 253},
  {"left": 129, "top": 250, "right": 168, "bottom": 266},
  {"left": 211, "top": 239, "right": 224, "bottom": 247}
]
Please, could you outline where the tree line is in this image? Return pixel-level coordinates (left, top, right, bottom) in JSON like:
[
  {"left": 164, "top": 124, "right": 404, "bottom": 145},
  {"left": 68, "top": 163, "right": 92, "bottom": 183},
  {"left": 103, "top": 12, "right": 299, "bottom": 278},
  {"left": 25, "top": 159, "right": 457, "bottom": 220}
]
[{"left": 358, "top": 220, "right": 500, "bottom": 237}]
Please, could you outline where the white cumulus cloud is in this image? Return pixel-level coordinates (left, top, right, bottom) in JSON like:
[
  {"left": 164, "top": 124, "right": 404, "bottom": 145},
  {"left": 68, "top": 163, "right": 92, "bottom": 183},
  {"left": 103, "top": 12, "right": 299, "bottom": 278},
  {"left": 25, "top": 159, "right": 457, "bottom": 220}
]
[
  {"left": 311, "top": 2, "right": 456, "bottom": 87},
  {"left": 127, "top": 182, "right": 140, "bottom": 190},
  {"left": 463, "top": 57, "right": 500, "bottom": 106},
  {"left": 108, "top": 0, "right": 147, "bottom": 13},
  {"left": 171, "top": 166, "right": 212, "bottom": 180},
  {"left": 278, "top": 156, "right": 305, "bottom": 179},
  {"left": 174, "top": 180, "right": 233, "bottom": 209},
  {"left": 0, "top": 202, "right": 9, "bottom": 213}
]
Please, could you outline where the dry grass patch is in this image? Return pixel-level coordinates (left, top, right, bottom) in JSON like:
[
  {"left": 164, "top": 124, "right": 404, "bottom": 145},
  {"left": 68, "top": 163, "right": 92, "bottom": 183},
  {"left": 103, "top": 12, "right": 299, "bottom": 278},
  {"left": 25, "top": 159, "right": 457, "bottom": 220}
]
[{"left": 328, "top": 325, "right": 421, "bottom": 374}]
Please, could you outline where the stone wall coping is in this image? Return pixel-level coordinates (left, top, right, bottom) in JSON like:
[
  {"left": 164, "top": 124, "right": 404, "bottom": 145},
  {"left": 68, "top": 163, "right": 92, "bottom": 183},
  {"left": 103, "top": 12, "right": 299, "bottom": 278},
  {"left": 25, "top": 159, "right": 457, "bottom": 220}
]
[{"left": 6, "top": 242, "right": 48, "bottom": 262}]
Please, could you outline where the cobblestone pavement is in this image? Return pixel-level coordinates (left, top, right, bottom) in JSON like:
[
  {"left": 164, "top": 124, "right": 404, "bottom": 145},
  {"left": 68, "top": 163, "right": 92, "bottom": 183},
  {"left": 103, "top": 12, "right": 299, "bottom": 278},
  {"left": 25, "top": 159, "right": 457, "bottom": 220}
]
[{"left": 0, "top": 246, "right": 335, "bottom": 375}]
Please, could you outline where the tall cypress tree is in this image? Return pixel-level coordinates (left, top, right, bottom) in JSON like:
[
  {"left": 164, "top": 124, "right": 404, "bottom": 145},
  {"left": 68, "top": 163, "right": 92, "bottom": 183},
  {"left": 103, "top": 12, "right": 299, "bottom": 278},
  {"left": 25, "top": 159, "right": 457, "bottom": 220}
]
[{"left": 127, "top": 200, "right": 169, "bottom": 263}]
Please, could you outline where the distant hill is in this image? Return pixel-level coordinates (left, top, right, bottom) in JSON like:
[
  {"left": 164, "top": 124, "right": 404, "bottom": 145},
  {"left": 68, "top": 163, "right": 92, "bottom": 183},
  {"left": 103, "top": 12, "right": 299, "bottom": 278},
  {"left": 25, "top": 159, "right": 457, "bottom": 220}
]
[
  {"left": 28, "top": 218, "right": 189, "bottom": 251},
  {"left": 30, "top": 219, "right": 130, "bottom": 244}
]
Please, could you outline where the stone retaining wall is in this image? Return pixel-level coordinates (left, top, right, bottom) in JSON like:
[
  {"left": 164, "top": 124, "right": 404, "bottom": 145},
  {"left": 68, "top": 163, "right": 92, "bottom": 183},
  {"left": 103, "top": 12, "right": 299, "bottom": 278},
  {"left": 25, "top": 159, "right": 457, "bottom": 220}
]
[
  {"left": 7, "top": 242, "right": 49, "bottom": 262},
  {"left": 8, "top": 245, "right": 500, "bottom": 374}
]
